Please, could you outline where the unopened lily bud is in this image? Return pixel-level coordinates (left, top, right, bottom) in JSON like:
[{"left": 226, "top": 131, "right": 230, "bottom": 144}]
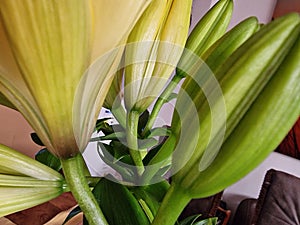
[
  {"left": 124, "top": 0, "right": 192, "bottom": 113},
  {"left": 171, "top": 13, "right": 300, "bottom": 197}
]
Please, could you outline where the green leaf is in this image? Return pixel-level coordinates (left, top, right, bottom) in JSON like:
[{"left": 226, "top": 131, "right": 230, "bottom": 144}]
[
  {"left": 92, "top": 177, "right": 150, "bottom": 225},
  {"left": 143, "top": 143, "right": 165, "bottom": 166},
  {"left": 131, "top": 187, "right": 161, "bottom": 222},
  {"left": 195, "top": 218, "right": 218, "bottom": 225},
  {"left": 35, "top": 148, "right": 61, "bottom": 171},
  {"left": 177, "top": 215, "right": 201, "bottom": 225},
  {"left": 143, "top": 180, "right": 170, "bottom": 203},
  {"left": 95, "top": 118, "right": 113, "bottom": 134},
  {"left": 97, "top": 143, "right": 136, "bottom": 182},
  {"left": 177, "top": 215, "right": 217, "bottom": 225}
]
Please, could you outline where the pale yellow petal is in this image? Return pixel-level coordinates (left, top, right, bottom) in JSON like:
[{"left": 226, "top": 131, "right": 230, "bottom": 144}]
[
  {"left": 0, "top": 144, "right": 63, "bottom": 180},
  {"left": 0, "top": 0, "right": 92, "bottom": 158},
  {"left": 0, "top": 186, "right": 62, "bottom": 217},
  {"left": 0, "top": 17, "right": 52, "bottom": 149},
  {"left": 73, "top": 0, "right": 153, "bottom": 150},
  {"left": 91, "top": 0, "right": 153, "bottom": 60}
]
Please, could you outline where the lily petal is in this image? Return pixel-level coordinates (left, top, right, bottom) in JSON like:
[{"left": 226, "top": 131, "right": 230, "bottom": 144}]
[
  {"left": 73, "top": 0, "right": 153, "bottom": 150},
  {"left": 0, "top": 144, "right": 64, "bottom": 217},
  {"left": 0, "top": 0, "right": 153, "bottom": 158},
  {"left": 90, "top": 0, "right": 153, "bottom": 61},
  {"left": 0, "top": 144, "right": 62, "bottom": 180},
  {"left": 0, "top": 0, "right": 92, "bottom": 158},
  {"left": 0, "top": 16, "right": 50, "bottom": 147},
  {"left": 0, "top": 186, "right": 63, "bottom": 217}
]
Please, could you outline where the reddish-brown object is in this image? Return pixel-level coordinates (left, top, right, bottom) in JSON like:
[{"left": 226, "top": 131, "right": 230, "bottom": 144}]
[
  {"left": 273, "top": 0, "right": 300, "bottom": 159},
  {"left": 273, "top": 0, "right": 300, "bottom": 18},
  {"left": 276, "top": 117, "right": 300, "bottom": 159}
]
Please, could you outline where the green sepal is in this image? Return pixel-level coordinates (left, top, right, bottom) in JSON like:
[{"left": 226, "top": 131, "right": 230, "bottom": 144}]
[
  {"left": 0, "top": 185, "right": 63, "bottom": 218},
  {"left": 186, "top": 0, "right": 233, "bottom": 55}
]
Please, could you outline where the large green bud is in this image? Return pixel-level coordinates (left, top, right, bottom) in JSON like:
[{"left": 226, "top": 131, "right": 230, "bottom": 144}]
[{"left": 172, "top": 13, "right": 300, "bottom": 197}]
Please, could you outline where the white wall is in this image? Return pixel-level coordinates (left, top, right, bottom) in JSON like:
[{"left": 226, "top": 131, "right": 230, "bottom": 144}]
[{"left": 0, "top": 106, "right": 40, "bottom": 158}]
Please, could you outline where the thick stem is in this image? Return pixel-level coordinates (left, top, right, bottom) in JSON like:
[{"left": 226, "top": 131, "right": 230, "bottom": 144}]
[
  {"left": 152, "top": 183, "right": 191, "bottom": 225},
  {"left": 126, "top": 110, "right": 144, "bottom": 175},
  {"left": 61, "top": 154, "right": 108, "bottom": 225}
]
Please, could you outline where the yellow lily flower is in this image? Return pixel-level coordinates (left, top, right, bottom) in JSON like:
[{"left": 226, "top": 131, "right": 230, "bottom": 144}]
[{"left": 0, "top": 0, "right": 152, "bottom": 159}]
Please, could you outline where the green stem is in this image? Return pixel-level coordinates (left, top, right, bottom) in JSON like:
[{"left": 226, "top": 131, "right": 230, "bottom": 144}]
[
  {"left": 111, "top": 104, "right": 127, "bottom": 128},
  {"left": 79, "top": 153, "right": 92, "bottom": 177},
  {"left": 86, "top": 176, "right": 101, "bottom": 187},
  {"left": 126, "top": 110, "right": 145, "bottom": 175},
  {"left": 61, "top": 154, "right": 108, "bottom": 225},
  {"left": 152, "top": 183, "right": 191, "bottom": 225},
  {"left": 142, "top": 75, "right": 183, "bottom": 137}
]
